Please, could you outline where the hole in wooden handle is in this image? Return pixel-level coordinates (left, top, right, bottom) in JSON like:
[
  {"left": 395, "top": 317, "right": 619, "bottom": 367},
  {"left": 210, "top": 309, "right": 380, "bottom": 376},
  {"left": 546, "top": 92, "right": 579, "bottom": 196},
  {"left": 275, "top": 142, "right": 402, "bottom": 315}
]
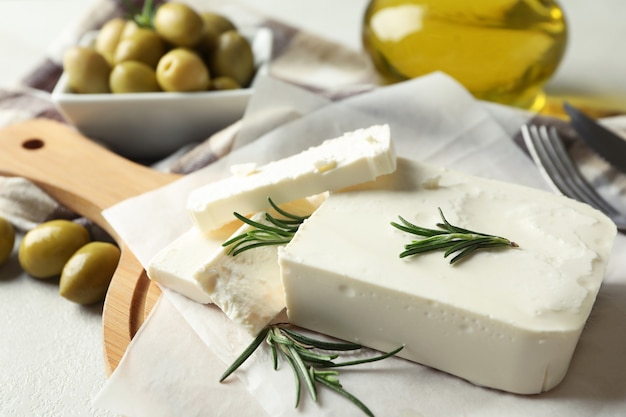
[{"left": 22, "top": 138, "right": 44, "bottom": 150}]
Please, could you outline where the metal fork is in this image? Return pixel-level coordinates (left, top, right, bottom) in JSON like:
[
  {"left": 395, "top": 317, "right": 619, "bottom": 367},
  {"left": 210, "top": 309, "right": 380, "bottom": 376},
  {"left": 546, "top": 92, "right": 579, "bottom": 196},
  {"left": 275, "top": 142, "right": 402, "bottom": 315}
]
[{"left": 521, "top": 123, "right": 626, "bottom": 231}]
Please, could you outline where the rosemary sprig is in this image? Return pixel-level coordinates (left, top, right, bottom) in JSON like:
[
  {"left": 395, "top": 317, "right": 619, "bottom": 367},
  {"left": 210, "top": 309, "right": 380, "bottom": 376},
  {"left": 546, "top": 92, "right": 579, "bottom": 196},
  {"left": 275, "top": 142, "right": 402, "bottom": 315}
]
[
  {"left": 222, "top": 198, "right": 309, "bottom": 256},
  {"left": 220, "top": 324, "right": 404, "bottom": 417},
  {"left": 391, "top": 207, "right": 518, "bottom": 264}
]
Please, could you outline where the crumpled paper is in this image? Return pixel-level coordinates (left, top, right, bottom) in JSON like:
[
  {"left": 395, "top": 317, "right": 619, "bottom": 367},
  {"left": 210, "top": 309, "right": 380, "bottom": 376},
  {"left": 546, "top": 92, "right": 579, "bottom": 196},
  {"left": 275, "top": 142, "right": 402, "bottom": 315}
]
[{"left": 94, "top": 73, "right": 626, "bottom": 417}]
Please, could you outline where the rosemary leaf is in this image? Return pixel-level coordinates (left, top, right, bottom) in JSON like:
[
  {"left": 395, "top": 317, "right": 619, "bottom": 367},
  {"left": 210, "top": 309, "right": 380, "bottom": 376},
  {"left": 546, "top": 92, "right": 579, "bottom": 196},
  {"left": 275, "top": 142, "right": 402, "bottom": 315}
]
[
  {"left": 326, "top": 345, "right": 405, "bottom": 368},
  {"left": 222, "top": 198, "right": 309, "bottom": 256},
  {"left": 443, "top": 236, "right": 493, "bottom": 257},
  {"left": 219, "top": 326, "right": 269, "bottom": 382},
  {"left": 449, "top": 244, "right": 480, "bottom": 264},
  {"left": 314, "top": 372, "right": 375, "bottom": 417},
  {"left": 391, "top": 216, "right": 447, "bottom": 237},
  {"left": 220, "top": 324, "right": 402, "bottom": 416},
  {"left": 281, "top": 327, "right": 363, "bottom": 351},
  {"left": 269, "top": 339, "right": 279, "bottom": 371},
  {"left": 280, "top": 345, "right": 303, "bottom": 408},
  {"left": 270, "top": 198, "right": 309, "bottom": 220},
  {"left": 288, "top": 344, "right": 318, "bottom": 402},
  {"left": 392, "top": 207, "right": 518, "bottom": 264}
]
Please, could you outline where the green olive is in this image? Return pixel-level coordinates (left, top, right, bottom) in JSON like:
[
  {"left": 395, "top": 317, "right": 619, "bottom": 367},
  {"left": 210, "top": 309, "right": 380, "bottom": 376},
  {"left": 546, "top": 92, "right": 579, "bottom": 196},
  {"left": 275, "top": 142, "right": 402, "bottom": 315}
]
[
  {"left": 110, "top": 61, "right": 160, "bottom": 93},
  {"left": 201, "top": 12, "right": 236, "bottom": 35},
  {"left": 0, "top": 217, "right": 15, "bottom": 265},
  {"left": 210, "top": 76, "right": 240, "bottom": 90},
  {"left": 209, "top": 30, "right": 254, "bottom": 87},
  {"left": 63, "top": 46, "right": 111, "bottom": 94},
  {"left": 120, "top": 19, "right": 140, "bottom": 39},
  {"left": 114, "top": 28, "right": 165, "bottom": 68},
  {"left": 95, "top": 17, "right": 127, "bottom": 65},
  {"left": 59, "top": 242, "right": 120, "bottom": 305},
  {"left": 156, "top": 48, "right": 210, "bottom": 92},
  {"left": 19, "top": 220, "right": 90, "bottom": 279},
  {"left": 154, "top": 2, "right": 204, "bottom": 47},
  {"left": 197, "top": 12, "right": 237, "bottom": 56}
]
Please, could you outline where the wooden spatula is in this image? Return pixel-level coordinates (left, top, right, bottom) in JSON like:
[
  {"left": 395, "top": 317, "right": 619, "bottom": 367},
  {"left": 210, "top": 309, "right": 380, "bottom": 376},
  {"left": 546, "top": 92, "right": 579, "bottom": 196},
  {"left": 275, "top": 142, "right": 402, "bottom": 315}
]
[{"left": 0, "top": 118, "right": 180, "bottom": 373}]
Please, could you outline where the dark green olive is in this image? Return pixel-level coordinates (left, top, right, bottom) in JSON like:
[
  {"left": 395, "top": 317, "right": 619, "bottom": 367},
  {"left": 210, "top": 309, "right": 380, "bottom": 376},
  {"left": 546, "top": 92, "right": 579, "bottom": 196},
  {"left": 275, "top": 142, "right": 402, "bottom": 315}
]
[
  {"left": 114, "top": 28, "right": 165, "bottom": 68},
  {"left": 197, "top": 12, "right": 237, "bottom": 56},
  {"left": 19, "top": 220, "right": 90, "bottom": 279},
  {"left": 156, "top": 48, "right": 210, "bottom": 92},
  {"left": 209, "top": 30, "right": 254, "bottom": 87},
  {"left": 63, "top": 46, "right": 111, "bottom": 94},
  {"left": 59, "top": 242, "right": 121, "bottom": 305},
  {"left": 110, "top": 61, "right": 160, "bottom": 93},
  {"left": 210, "top": 76, "right": 241, "bottom": 90},
  {"left": 0, "top": 217, "right": 15, "bottom": 265},
  {"left": 201, "top": 12, "right": 236, "bottom": 35},
  {"left": 154, "top": 2, "right": 204, "bottom": 47}
]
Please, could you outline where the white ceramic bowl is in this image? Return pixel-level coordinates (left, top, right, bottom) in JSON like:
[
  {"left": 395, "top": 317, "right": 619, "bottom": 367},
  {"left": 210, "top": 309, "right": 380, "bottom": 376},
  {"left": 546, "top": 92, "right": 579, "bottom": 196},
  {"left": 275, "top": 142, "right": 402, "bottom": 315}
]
[{"left": 51, "top": 28, "right": 272, "bottom": 161}]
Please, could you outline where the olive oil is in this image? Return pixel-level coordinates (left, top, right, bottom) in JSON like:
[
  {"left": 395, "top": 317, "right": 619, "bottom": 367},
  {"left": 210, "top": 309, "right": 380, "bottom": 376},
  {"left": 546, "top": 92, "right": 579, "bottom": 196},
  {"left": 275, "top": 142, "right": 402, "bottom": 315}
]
[{"left": 362, "top": 0, "right": 568, "bottom": 110}]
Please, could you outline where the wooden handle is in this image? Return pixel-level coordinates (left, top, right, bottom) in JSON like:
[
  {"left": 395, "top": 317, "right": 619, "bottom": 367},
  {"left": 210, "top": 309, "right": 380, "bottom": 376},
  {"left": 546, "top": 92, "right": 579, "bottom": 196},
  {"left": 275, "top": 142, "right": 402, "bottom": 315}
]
[
  {"left": 0, "top": 118, "right": 180, "bottom": 373},
  {"left": 0, "top": 118, "right": 177, "bottom": 239}
]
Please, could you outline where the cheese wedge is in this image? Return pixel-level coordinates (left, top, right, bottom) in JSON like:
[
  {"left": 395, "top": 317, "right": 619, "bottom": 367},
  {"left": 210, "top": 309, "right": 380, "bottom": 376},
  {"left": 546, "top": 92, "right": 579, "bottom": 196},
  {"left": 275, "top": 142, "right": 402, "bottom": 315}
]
[
  {"left": 146, "top": 223, "right": 239, "bottom": 304},
  {"left": 187, "top": 124, "right": 395, "bottom": 232},
  {"left": 147, "top": 197, "right": 324, "bottom": 333},
  {"left": 190, "top": 212, "right": 284, "bottom": 335},
  {"left": 278, "top": 157, "right": 616, "bottom": 394}
]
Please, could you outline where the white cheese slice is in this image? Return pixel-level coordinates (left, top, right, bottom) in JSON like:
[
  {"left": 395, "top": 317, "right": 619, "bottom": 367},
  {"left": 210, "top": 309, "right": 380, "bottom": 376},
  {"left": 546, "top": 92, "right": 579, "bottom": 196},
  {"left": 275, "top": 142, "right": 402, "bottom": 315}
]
[
  {"left": 278, "top": 157, "right": 616, "bottom": 395},
  {"left": 186, "top": 124, "right": 395, "bottom": 232}
]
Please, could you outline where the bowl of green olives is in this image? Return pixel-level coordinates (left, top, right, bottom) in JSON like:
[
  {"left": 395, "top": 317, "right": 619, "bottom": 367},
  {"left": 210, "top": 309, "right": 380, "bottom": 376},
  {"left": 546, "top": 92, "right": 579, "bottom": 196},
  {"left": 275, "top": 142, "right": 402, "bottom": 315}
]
[{"left": 51, "top": 3, "right": 272, "bottom": 161}]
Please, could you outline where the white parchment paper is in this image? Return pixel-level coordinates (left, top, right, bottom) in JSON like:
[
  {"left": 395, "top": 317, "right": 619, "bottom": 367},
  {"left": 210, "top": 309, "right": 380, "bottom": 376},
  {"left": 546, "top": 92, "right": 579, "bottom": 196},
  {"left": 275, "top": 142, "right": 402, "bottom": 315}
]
[{"left": 94, "top": 73, "right": 626, "bottom": 417}]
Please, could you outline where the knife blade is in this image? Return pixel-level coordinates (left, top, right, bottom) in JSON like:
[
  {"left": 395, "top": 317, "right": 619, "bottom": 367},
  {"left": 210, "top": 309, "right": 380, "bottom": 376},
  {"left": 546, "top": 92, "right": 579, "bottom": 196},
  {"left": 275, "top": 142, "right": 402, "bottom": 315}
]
[{"left": 564, "top": 102, "right": 626, "bottom": 174}]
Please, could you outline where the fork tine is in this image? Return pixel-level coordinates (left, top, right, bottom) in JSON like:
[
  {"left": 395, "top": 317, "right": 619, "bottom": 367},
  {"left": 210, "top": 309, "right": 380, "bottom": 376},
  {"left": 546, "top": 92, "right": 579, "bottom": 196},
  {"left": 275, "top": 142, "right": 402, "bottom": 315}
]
[
  {"left": 522, "top": 124, "right": 621, "bottom": 216},
  {"left": 541, "top": 126, "right": 620, "bottom": 215}
]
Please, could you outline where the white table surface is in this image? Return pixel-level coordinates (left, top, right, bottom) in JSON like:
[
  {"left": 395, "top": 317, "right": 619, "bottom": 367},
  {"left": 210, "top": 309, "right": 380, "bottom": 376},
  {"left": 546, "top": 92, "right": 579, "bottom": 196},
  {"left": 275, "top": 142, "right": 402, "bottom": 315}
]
[{"left": 0, "top": 1, "right": 623, "bottom": 416}]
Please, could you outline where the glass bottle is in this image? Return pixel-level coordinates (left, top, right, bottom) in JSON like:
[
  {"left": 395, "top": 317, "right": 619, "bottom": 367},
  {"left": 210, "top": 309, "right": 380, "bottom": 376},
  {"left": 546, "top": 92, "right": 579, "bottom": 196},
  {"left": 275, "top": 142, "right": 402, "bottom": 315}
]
[{"left": 362, "top": 0, "right": 568, "bottom": 111}]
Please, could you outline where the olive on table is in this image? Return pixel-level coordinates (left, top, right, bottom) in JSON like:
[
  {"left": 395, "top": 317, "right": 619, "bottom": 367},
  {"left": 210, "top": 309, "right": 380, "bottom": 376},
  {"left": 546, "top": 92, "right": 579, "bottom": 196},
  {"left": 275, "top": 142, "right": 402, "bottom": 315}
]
[
  {"left": 154, "top": 2, "right": 204, "bottom": 47},
  {"left": 156, "top": 48, "right": 210, "bottom": 92},
  {"left": 0, "top": 217, "right": 15, "bottom": 265},
  {"left": 114, "top": 27, "right": 165, "bottom": 68},
  {"left": 110, "top": 61, "right": 161, "bottom": 93},
  {"left": 63, "top": 46, "right": 111, "bottom": 94},
  {"left": 209, "top": 30, "right": 254, "bottom": 87},
  {"left": 19, "top": 220, "right": 90, "bottom": 279},
  {"left": 59, "top": 242, "right": 121, "bottom": 305}
]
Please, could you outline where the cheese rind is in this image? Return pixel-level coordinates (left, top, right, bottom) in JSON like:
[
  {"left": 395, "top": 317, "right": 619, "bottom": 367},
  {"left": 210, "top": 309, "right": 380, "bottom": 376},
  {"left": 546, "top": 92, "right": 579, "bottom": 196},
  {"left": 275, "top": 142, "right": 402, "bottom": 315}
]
[
  {"left": 186, "top": 124, "right": 395, "bottom": 232},
  {"left": 278, "top": 157, "right": 616, "bottom": 394}
]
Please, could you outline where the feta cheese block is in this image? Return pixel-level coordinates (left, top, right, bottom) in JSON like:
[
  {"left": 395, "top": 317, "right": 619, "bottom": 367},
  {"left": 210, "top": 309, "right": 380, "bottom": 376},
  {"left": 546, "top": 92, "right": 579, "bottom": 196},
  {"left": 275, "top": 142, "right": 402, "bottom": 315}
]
[
  {"left": 187, "top": 124, "right": 395, "bottom": 232},
  {"left": 278, "top": 157, "right": 617, "bottom": 395}
]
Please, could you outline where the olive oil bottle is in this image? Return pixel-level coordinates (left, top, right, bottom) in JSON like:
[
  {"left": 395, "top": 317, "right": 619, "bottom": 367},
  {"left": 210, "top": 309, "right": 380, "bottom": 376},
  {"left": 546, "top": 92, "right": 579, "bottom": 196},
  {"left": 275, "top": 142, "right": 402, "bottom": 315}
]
[{"left": 362, "top": 0, "right": 568, "bottom": 110}]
